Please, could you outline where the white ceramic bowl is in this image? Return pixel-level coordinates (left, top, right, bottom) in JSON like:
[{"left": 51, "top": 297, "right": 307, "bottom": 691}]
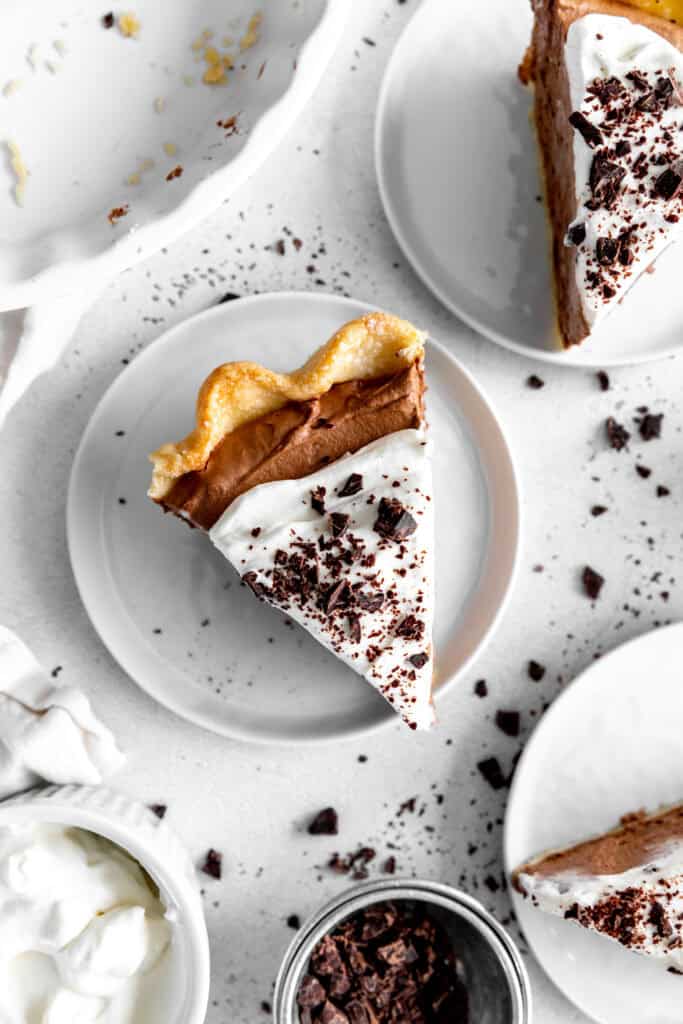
[{"left": 0, "top": 784, "right": 210, "bottom": 1024}]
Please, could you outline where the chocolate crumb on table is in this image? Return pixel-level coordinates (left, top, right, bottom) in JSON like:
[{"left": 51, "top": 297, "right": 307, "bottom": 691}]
[
  {"left": 201, "top": 848, "right": 222, "bottom": 879},
  {"left": 605, "top": 416, "right": 630, "bottom": 451},
  {"left": 149, "top": 803, "right": 167, "bottom": 820},
  {"left": 473, "top": 679, "right": 488, "bottom": 698},
  {"left": 298, "top": 900, "right": 469, "bottom": 1024},
  {"left": 495, "top": 710, "right": 521, "bottom": 737},
  {"left": 476, "top": 756, "right": 507, "bottom": 791},
  {"left": 308, "top": 807, "right": 339, "bottom": 836},
  {"left": 527, "top": 660, "right": 545, "bottom": 682},
  {"left": 582, "top": 565, "right": 605, "bottom": 601},
  {"left": 638, "top": 412, "right": 663, "bottom": 441},
  {"left": 526, "top": 374, "right": 545, "bottom": 390}
]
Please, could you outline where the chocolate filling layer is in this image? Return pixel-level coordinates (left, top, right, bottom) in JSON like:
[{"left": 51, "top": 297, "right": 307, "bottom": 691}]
[
  {"left": 516, "top": 805, "right": 683, "bottom": 882},
  {"left": 161, "top": 362, "right": 424, "bottom": 530}
]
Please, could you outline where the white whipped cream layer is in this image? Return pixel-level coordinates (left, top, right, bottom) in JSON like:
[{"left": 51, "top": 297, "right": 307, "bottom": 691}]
[
  {"left": 0, "top": 823, "right": 174, "bottom": 1024},
  {"left": 210, "top": 428, "right": 436, "bottom": 730},
  {"left": 565, "top": 14, "right": 683, "bottom": 328},
  {"left": 0, "top": 627, "right": 124, "bottom": 799},
  {"left": 517, "top": 841, "right": 683, "bottom": 966}
]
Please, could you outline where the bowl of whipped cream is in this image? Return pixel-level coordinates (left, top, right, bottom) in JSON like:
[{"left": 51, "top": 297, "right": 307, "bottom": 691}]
[{"left": 0, "top": 784, "right": 210, "bottom": 1024}]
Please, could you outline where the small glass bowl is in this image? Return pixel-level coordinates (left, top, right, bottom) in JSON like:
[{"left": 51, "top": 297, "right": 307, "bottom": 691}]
[{"left": 273, "top": 878, "right": 531, "bottom": 1024}]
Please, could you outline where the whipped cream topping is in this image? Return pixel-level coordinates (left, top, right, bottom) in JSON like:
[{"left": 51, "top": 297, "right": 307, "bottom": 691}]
[
  {"left": 517, "top": 842, "right": 683, "bottom": 965},
  {"left": 565, "top": 14, "right": 683, "bottom": 328},
  {"left": 0, "top": 823, "right": 174, "bottom": 1023},
  {"left": 0, "top": 627, "right": 124, "bottom": 799},
  {"left": 210, "top": 429, "right": 436, "bottom": 730}
]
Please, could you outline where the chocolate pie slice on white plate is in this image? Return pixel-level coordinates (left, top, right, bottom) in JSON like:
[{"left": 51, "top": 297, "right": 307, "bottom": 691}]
[
  {"left": 148, "top": 313, "right": 436, "bottom": 731},
  {"left": 523, "top": 0, "right": 683, "bottom": 347}
]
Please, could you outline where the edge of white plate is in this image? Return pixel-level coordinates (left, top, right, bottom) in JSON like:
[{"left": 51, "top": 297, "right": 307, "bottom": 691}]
[
  {"left": 66, "top": 290, "right": 522, "bottom": 745},
  {"left": 374, "top": 0, "right": 678, "bottom": 370},
  {"left": 502, "top": 621, "right": 683, "bottom": 1022},
  {"left": 0, "top": 0, "right": 348, "bottom": 313}
]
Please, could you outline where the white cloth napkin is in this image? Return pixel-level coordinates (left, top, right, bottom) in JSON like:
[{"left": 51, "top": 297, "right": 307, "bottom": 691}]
[
  {"left": 0, "top": 625, "right": 125, "bottom": 799},
  {"left": 0, "top": 287, "right": 96, "bottom": 428}
]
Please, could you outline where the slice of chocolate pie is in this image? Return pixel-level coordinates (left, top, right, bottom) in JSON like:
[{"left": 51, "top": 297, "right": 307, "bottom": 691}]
[
  {"left": 523, "top": 0, "right": 683, "bottom": 347},
  {"left": 148, "top": 313, "right": 436, "bottom": 730},
  {"left": 513, "top": 803, "right": 683, "bottom": 966}
]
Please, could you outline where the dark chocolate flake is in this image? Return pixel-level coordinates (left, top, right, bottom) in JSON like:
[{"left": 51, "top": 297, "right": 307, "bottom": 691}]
[
  {"left": 569, "top": 110, "right": 603, "bottom": 148},
  {"left": 201, "top": 848, "right": 222, "bottom": 879},
  {"left": 654, "top": 166, "right": 682, "bottom": 201},
  {"left": 606, "top": 416, "right": 630, "bottom": 451},
  {"left": 639, "top": 413, "right": 663, "bottom": 441},
  {"left": 408, "top": 652, "right": 429, "bottom": 669},
  {"left": 338, "top": 473, "right": 363, "bottom": 498},
  {"left": 308, "top": 807, "right": 339, "bottom": 836},
  {"left": 526, "top": 374, "right": 544, "bottom": 390},
  {"left": 149, "top": 803, "right": 167, "bottom": 819},
  {"left": 329, "top": 512, "right": 350, "bottom": 538},
  {"left": 311, "top": 486, "right": 327, "bottom": 515},
  {"left": 582, "top": 565, "right": 605, "bottom": 601},
  {"left": 495, "top": 710, "right": 520, "bottom": 737},
  {"left": 477, "top": 756, "right": 507, "bottom": 790},
  {"left": 567, "top": 222, "right": 587, "bottom": 246},
  {"left": 373, "top": 497, "right": 417, "bottom": 542},
  {"left": 242, "top": 571, "right": 264, "bottom": 598},
  {"left": 596, "top": 237, "right": 619, "bottom": 265},
  {"left": 528, "top": 660, "right": 545, "bottom": 682}
]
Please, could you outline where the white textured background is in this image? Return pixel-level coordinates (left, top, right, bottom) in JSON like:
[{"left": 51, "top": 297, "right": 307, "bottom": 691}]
[{"left": 2, "top": 3, "right": 682, "bottom": 1022}]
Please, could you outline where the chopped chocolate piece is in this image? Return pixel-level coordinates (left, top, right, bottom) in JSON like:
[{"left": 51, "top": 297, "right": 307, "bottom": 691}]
[
  {"left": 382, "top": 856, "right": 397, "bottom": 874},
  {"left": 338, "top": 473, "right": 363, "bottom": 498},
  {"left": 567, "top": 222, "right": 586, "bottom": 246},
  {"left": 299, "top": 900, "right": 469, "bottom": 1024},
  {"left": 408, "top": 652, "right": 429, "bottom": 669},
  {"left": 596, "top": 237, "right": 618, "bottom": 265},
  {"left": 495, "top": 710, "right": 520, "bottom": 737},
  {"left": 149, "top": 803, "right": 167, "bottom": 820},
  {"left": 591, "top": 505, "right": 608, "bottom": 517},
  {"left": 288, "top": 914, "right": 302, "bottom": 930},
  {"left": 526, "top": 374, "right": 545, "bottom": 390},
  {"left": 298, "top": 975, "right": 327, "bottom": 1009},
  {"left": 373, "top": 498, "right": 417, "bottom": 542},
  {"left": 636, "top": 465, "right": 652, "bottom": 479},
  {"left": 201, "top": 848, "right": 222, "bottom": 879},
  {"left": 657, "top": 485, "right": 671, "bottom": 498},
  {"left": 654, "top": 166, "right": 683, "bottom": 201},
  {"left": 477, "top": 756, "right": 507, "bottom": 790},
  {"left": 528, "top": 660, "right": 545, "bottom": 682},
  {"left": 242, "top": 571, "right": 264, "bottom": 598},
  {"left": 329, "top": 512, "right": 350, "bottom": 538},
  {"left": 569, "top": 110, "right": 603, "bottom": 148},
  {"left": 474, "top": 679, "right": 488, "bottom": 698},
  {"left": 311, "top": 486, "right": 327, "bottom": 515},
  {"left": 588, "top": 154, "right": 626, "bottom": 210},
  {"left": 606, "top": 417, "right": 630, "bottom": 451},
  {"left": 626, "top": 69, "right": 648, "bottom": 92},
  {"left": 356, "top": 590, "right": 384, "bottom": 613},
  {"left": 582, "top": 565, "right": 605, "bottom": 601},
  {"left": 308, "top": 807, "right": 339, "bottom": 836},
  {"left": 639, "top": 413, "right": 663, "bottom": 441},
  {"left": 614, "top": 140, "right": 631, "bottom": 157},
  {"left": 251, "top": 526, "right": 261, "bottom": 538},
  {"left": 324, "top": 580, "right": 351, "bottom": 614},
  {"left": 398, "top": 797, "right": 417, "bottom": 816},
  {"left": 394, "top": 615, "right": 425, "bottom": 641},
  {"left": 102, "top": 11, "right": 114, "bottom": 28},
  {"left": 347, "top": 613, "right": 361, "bottom": 643}
]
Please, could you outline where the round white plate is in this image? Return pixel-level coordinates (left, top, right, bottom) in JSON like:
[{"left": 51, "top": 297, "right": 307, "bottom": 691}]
[
  {"left": 67, "top": 291, "right": 520, "bottom": 744},
  {"left": 375, "top": 0, "right": 683, "bottom": 368},
  {"left": 504, "top": 623, "right": 683, "bottom": 1024},
  {"left": 0, "top": 0, "right": 346, "bottom": 311}
]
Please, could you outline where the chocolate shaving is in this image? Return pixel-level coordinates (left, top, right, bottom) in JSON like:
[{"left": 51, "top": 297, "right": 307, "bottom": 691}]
[
  {"left": 308, "top": 807, "right": 339, "bottom": 835},
  {"left": 582, "top": 565, "right": 605, "bottom": 601},
  {"left": 373, "top": 498, "right": 417, "bottom": 542},
  {"left": 338, "top": 473, "right": 363, "bottom": 498},
  {"left": 201, "top": 848, "right": 222, "bottom": 879},
  {"left": 569, "top": 110, "right": 603, "bottom": 148},
  {"left": 311, "top": 487, "right": 327, "bottom": 515}
]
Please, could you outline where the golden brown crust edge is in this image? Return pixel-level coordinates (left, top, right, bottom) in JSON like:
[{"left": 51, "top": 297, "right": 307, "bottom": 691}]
[{"left": 148, "top": 312, "right": 426, "bottom": 501}]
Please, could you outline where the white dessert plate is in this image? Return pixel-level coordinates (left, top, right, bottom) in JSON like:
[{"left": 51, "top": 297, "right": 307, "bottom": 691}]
[
  {"left": 67, "top": 291, "right": 520, "bottom": 745},
  {"left": 375, "top": 0, "right": 683, "bottom": 368},
  {"left": 504, "top": 623, "right": 683, "bottom": 1024},
  {"left": 0, "top": 0, "right": 346, "bottom": 311}
]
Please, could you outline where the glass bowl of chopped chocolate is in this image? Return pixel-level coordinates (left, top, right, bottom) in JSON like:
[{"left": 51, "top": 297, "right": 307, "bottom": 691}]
[{"left": 273, "top": 878, "right": 531, "bottom": 1024}]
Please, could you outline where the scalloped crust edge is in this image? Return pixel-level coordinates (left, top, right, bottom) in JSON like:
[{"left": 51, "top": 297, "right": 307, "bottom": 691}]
[{"left": 148, "top": 312, "right": 426, "bottom": 501}]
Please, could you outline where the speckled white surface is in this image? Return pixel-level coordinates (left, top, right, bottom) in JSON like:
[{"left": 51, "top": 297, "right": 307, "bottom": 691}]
[{"left": 1, "top": 3, "right": 681, "bottom": 1022}]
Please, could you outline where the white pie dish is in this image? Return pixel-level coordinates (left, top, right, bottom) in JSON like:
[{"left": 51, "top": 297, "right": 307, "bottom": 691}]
[
  {"left": 0, "top": 0, "right": 347, "bottom": 312},
  {"left": 0, "top": 783, "right": 210, "bottom": 1024}
]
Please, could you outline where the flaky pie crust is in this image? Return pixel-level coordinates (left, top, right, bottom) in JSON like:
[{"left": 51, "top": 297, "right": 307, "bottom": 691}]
[{"left": 148, "top": 312, "right": 426, "bottom": 501}]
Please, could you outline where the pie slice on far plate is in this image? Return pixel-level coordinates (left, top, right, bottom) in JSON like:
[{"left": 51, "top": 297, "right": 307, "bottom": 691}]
[
  {"left": 523, "top": 0, "right": 683, "bottom": 348},
  {"left": 512, "top": 801, "right": 683, "bottom": 968},
  {"left": 148, "top": 313, "right": 436, "bottom": 731}
]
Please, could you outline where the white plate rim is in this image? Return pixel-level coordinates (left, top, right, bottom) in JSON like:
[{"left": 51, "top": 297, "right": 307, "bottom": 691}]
[
  {"left": 66, "top": 290, "right": 522, "bottom": 745},
  {"left": 374, "top": 0, "right": 679, "bottom": 370},
  {"left": 502, "top": 621, "right": 683, "bottom": 1022},
  {"left": 0, "top": 0, "right": 348, "bottom": 313}
]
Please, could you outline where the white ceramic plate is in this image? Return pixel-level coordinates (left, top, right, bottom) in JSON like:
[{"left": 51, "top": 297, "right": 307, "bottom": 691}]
[
  {"left": 0, "top": 0, "right": 346, "bottom": 311},
  {"left": 67, "top": 291, "right": 520, "bottom": 744},
  {"left": 375, "top": 0, "right": 683, "bottom": 368},
  {"left": 504, "top": 623, "right": 683, "bottom": 1024}
]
